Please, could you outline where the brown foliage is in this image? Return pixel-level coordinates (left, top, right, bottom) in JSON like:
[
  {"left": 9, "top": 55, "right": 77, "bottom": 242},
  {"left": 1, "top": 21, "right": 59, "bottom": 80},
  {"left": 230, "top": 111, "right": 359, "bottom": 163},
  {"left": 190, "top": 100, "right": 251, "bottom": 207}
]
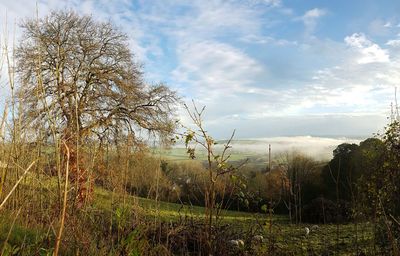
[{"left": 17, "top": 11, "right": 178, "bottom": 142}]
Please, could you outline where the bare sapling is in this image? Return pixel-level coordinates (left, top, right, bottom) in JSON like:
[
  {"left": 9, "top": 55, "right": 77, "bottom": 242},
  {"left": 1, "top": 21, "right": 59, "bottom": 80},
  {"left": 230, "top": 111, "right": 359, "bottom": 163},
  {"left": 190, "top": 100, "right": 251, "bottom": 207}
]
[{"left": 182, "top": 101, "right": 243, "bottom": 254}]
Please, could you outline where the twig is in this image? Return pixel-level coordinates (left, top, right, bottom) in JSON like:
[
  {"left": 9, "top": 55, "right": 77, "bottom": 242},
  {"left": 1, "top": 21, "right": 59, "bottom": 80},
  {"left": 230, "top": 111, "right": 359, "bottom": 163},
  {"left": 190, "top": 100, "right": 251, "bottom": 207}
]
[
  {"left": 390, "top": 214, "right": 400, "bottom": 227},
  {"left": 54, "top": 141, "right": 70, "bottom": 256},
  {"left": 0, "top": 160, "right": 37, "bottom": 210}
]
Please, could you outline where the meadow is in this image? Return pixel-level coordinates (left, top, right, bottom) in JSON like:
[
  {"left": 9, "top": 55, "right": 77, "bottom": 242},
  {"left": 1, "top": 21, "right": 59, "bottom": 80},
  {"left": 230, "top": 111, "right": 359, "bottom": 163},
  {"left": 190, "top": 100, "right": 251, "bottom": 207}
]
[{"left": 0, "top": 160, "right": 377, "bottom": 256}]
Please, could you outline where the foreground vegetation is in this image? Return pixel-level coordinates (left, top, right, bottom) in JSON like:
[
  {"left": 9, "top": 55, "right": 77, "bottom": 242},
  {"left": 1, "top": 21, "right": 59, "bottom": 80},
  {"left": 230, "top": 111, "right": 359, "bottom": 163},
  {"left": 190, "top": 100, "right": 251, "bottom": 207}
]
[{"left": 1, "top": 179, "right": 377, "bottom": 255}]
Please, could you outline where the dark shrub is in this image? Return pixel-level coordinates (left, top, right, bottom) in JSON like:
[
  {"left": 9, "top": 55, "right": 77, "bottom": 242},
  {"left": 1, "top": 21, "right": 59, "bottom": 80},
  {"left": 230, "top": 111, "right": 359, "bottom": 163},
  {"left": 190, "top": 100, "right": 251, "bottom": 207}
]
[
  {"left": 374, "top": 217, "right": 400, "bottom": 254},
  {"left": 302, "top": 197, "right": 352, "bottom": 223}
]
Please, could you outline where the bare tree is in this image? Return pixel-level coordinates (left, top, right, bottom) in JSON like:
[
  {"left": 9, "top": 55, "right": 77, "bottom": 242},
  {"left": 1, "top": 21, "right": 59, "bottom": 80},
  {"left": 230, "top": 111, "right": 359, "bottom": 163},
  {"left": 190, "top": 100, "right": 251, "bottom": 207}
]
[
  {"left": 279, "top": 150, "right": 316, "bottom": 224},
  {"left": 182, "top": 101, "right": 241, "bottom": 255},
  {"left": 17, "top": 11, "right": 177, "bottom": 142},
  {"left": 16, "top": 11, "right": 178, "bottom": 205}
]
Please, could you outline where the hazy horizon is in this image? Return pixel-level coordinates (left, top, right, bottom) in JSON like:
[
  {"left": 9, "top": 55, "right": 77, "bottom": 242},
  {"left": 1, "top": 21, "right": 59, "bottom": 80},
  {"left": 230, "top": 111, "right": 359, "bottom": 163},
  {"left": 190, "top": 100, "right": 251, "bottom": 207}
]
[{"left": 173, "top": 135, "right": 364, "bottom": 160}]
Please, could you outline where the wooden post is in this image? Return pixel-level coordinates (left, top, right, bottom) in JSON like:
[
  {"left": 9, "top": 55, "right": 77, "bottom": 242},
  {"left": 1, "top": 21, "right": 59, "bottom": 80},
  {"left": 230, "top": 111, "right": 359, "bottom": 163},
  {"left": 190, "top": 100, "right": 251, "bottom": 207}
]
[{"left": 268, "top": 144, "right": 271, "bottom": 171}]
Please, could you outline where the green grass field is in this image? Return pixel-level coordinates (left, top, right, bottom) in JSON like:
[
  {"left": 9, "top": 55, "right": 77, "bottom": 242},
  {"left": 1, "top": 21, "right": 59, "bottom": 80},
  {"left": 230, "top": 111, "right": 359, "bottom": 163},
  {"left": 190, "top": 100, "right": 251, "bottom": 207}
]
[
  {"left": 153, "top": 147, "right": 269, "bottom": 172},
  {"left": 153, "top": 146, "right": 265, "bottom": 162},
  {"left": 93, "top": 186, "right": 266, "bottom": 223},
  {"left": 1, "top": 175, "right": 376, "bottom": 255},
  {"left": 92, "top": 186, "right": 375, "bottom": 255}
]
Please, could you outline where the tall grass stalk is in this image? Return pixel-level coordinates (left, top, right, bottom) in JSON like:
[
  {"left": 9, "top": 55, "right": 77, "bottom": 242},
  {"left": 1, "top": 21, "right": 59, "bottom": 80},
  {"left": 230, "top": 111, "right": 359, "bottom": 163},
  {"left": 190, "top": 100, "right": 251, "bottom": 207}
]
[{"left": 54, "top": 142, "right": 70, "bottom": 256}]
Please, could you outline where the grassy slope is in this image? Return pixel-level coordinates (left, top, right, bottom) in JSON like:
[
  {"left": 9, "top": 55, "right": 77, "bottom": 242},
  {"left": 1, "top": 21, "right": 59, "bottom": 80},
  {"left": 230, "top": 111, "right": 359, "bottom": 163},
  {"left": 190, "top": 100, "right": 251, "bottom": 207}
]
[
  {"left": 1, "top": 176, "right": 375, "bottom": 255},
  {"left": 153, "top": 147, "right": 268, "bottom": 172},
  {"left": 94, "top": 186, "right": 265, "bottom": 223},
  {"left": 93, "top": 187, "right": 374, "bottom": 254}
]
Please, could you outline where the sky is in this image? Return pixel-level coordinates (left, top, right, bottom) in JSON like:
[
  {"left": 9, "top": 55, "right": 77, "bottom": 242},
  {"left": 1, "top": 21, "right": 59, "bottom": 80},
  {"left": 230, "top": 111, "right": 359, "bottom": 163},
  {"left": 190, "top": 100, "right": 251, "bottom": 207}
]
[{"left": 0, "top": 0, "right": 399, "bottom": 140}]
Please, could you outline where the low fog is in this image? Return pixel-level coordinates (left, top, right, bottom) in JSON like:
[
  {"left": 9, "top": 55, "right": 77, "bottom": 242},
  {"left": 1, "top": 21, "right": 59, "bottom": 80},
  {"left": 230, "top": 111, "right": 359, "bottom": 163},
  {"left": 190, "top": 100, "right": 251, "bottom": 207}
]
[{"left": 177, "top": 136, "right": 363, "bottom": 160}]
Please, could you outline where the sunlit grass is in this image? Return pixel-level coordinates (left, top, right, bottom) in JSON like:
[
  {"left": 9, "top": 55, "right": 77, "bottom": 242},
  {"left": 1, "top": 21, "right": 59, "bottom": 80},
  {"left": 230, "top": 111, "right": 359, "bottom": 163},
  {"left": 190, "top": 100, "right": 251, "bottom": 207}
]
[
  {"left": 1, "top": 174, "right": 375, "bottom": 255},
  {"left": 92, "top": 185, "right": 374, "bottom": 255},
  {"left": 93, "top": 185, "right": 265, "bottom": 222}
]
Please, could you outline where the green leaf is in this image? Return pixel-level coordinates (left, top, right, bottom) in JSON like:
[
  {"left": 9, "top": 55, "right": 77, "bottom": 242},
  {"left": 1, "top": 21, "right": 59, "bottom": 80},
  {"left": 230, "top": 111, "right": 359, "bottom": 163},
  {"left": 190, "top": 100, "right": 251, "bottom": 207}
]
[
  {"left": 231, "top": 175, "right": 237, "bottom": 182},
  {"left": 184, "top": 131, "right": 194, "bottom": 147},
  {"left": 261, "top": 204, "right": 268, "bottom": 212}
]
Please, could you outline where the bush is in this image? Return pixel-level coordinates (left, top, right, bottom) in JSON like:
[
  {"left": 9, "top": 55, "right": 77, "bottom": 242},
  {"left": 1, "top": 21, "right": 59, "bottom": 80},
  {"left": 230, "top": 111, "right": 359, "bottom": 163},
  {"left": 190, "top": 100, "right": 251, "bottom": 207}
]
[
  {"left": 302, "top": 197, "right": 352, "bottom": 223},
  {"left": 374, "top": 218, "right": 400, "bottom": 254}
]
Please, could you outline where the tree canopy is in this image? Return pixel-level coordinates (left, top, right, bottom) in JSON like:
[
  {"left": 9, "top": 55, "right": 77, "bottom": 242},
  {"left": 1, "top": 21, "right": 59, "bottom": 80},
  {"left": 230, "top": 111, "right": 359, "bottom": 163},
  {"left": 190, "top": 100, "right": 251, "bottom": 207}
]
[{"left": 16, "top": 11, "right": 178, "bottom": 143}]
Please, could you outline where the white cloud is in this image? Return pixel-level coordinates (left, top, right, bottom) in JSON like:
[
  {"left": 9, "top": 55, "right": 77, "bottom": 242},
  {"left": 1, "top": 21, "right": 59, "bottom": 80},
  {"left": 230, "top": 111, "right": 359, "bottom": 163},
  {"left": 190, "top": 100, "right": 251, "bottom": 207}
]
[
  {"left": 173, "top": 31, "right": 395, "bottom": 134},
  {"left": 386, "top": 39, "right": 400, "bottom": 47},
  {"left": 384, "top": 21, "right": 392, "bottom": 28},
  {"left": 246, "top": 0, "right": 281, "bottom": 7},
  {"left": 300, "top": 8, "right": 326, "bottom": 35},
  {"left": 269, "top": 37, "right": 392, "bottom": 116},
  {"left": 175, "top": 0, "right": 263, "bottom": 40},
  {"left": 345, "top": 33, "right": 389, "bottom": 64},
  {"left": 201, "top": 112, "right": 387, "bottom": 139},
  {"left": 240, "top": 34, "right": 297, "bottom": 45},
  {"left": 263, "top": 0, "right": 281, "bottom": 7},
  {"left": 344, "top": 33, "right": 370, "bottom": 48},
  {"left": 368, "top": 19, "right": 392, "bottom": 36},
  {"left": 172, "top": 41, "right": 265, "bottom": 100},
  {"left": 303, "top": 8, "right": 326, "bottom": 19}
]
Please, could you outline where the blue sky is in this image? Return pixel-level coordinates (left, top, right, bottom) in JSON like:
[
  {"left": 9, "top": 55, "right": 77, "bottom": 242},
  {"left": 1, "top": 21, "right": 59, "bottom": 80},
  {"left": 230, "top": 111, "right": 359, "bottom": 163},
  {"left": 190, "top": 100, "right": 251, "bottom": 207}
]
[{"left": 1, "top": 0, "right": 399, "bottom": 139}]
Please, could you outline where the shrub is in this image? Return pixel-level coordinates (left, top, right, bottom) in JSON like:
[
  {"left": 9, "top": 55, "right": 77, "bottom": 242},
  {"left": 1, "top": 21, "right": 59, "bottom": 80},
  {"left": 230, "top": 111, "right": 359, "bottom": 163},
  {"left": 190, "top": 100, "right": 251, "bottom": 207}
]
[{"left": 302, "top": 197, "right": 351, "bottom": 223}]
